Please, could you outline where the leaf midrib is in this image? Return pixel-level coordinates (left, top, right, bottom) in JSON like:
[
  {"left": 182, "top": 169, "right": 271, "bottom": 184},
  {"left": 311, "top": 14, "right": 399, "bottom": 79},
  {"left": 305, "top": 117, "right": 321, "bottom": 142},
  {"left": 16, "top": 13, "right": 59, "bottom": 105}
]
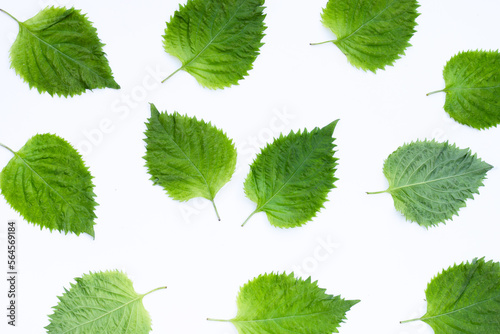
[
  {"left": 336, "top": 0, "right": 398, "bottom": 44},
  {"left": 233, "top": 310, "right": 334, "bottom": 324},
  {"left": 444, "top": 84, "right": 500, "bottom": 92},
  {"left": 18, "top": 18, "right": 109, "bottom": 83},
  {"left": 421, "top": 292, "right": 500, "bottom": 323},
  {"left": 256, "top": 139, "right": 320, "bottom": 212},
  {"left": 389, "top": 167, "right": 490, "bottom": 193},
  {"left": 156, "top": 115, "right": 214, "bottom": 201},
  {"left": 61, "top": 294, "right": 144, "bottom": 333},
  {"left": 179, "top": 0, "right": 249, "bottom": 71}
]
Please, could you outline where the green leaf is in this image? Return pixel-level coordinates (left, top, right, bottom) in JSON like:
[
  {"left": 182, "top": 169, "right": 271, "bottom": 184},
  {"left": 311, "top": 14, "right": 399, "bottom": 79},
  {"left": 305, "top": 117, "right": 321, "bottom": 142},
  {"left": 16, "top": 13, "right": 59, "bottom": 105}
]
[
  {"left": 368, "top": 140, "right": 493, "bottom": 227},
  {"left": 428, "top": 50, "right": 500, "bottom": 130},
  {"left": 402, "top": 258, "right": 500, "bottom": 333},
  {"left": 2, "top": 7, "right": 120, "bottom": 97},
  {"left": 46, "top": 270, "right": 167, "bottom": 333},
  {"left": 162, "top": 0, "right": 266, "bottom": 89},
  {"left": 314, "top": 0, "right": 419, "bottom": 72},
  {"left": 0, "top": 134, "right": 97, "bottom": 237},
  {"left": 144, "top": 104, "right": 237, "bottom": 220},
  {"left": 208, "top": 272, "right": 359, "bottom": 334},
  {"left": 243, "top": 121, "right": 338, "bottom": 228}
]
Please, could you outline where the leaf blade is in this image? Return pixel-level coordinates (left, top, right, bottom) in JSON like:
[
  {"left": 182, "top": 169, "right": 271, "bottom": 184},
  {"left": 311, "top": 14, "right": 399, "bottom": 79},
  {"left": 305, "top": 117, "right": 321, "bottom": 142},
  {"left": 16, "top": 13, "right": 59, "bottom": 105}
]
[
  {"left": 434, "top": 50, "right": 500, "bottom": 129},
  {"left": 319, "top": 0, "right": 419, "bottom": 72},
  {"left": 371, "top": 140, "right": 492, "bottom": 227},
  {"left": 8, "top": 6, "right": 119, "bottom": 97},
  {"left": 143, "top": 104, "right": 237, "bottom": 219},
  {"left": 405, "top": 258, "right": 500, "bottom": 333},
  {"left": 243, "top": 121, "right": 338, "bottom": 228},
  {"left": 162, "top": 0, "right": 266, "bottom": 88},
  {"left": 0, "top": 134, "right": 97, "bottom": 237},
  {"left": 213, "top": 272, "right": 358, "bottom": 334},
  {"left": 46, "top": 270, "right": 165, "bottom": 333}
]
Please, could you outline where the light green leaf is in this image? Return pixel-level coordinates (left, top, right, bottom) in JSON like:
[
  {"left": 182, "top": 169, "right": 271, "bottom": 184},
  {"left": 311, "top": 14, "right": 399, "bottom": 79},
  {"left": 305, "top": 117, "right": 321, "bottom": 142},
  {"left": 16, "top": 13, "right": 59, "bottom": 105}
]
[
  {"left": 313, "top": 0, "right": 419, "bottom": 72},
  {"left": 243, "top": 121, "right": 338, "bottom": 228},
  {"left": 368, "top": 140, "right": 492, "bottom": 227},
  {"left": 402, "top": 258, "right": 500, "bottom": 333},
  {"left": 1, "top": 7, "right": 120, "bottom": 97},
  {"left": 46, "top": 270, "right": 167, "bottom": 334},
  {"left": 428, "top": 50, "right": 500, "bottom": 129},
  {"left": 208, "top": 272, "right": 359, "bottom": 334},
  {"left": 162, "top": 0, "right": 266, "bottom": 89},
  {"left": 144, "top": 104, "right": 237, "bottom": 220},
  {"left": 0, "top": 134, "right": 97, "bottom": 237}
]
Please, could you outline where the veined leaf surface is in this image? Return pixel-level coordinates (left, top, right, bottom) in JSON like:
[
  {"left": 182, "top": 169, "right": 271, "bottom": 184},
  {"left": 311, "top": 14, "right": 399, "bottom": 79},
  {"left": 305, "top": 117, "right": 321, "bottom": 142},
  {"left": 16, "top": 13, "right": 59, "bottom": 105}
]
[
  {"left": 2, "top": 6, "right": 120, "bottom": 97},
  {"left": 243, "top": 121, "right": 339, "bottom": 228},
  {"left": 46, "top": 270, "right": 166, "bottom": 333},
  {"left": 209, "top": 272, "right": 359, "bottom": 334},
  {"left": 428, "top": 50, "right": 500, "bottom": 129},
  {"left": 368, "top": 140, "right": 492, "bottom": 227},
  {"left": 315, "top": 0, "right": 419, "bottom": 72},
  {"left": 0, "top": 134, "right": 97, "bottom": 237},
  {"left": 144, "top": 104, "right": 237, "bottom": 220},
  {"left": 162, "top": 0, "right": 266, "bottom": 89},
  {"left": 402, "top": 258, "right": 500, "bottom": 333}
]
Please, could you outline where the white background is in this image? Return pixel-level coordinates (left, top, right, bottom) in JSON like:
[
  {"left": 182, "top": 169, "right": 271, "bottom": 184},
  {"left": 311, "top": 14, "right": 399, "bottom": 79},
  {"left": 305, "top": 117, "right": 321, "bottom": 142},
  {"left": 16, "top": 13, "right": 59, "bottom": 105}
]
[{"left": 0, "top": 0, "right": 499, "bottom": 333}]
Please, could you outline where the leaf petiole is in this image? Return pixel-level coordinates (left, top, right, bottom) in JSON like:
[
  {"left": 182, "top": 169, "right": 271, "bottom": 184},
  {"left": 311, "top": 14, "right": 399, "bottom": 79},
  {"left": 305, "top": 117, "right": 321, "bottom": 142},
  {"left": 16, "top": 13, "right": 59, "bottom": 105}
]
[
  {"left": 0, "top": 142, "right": 15, "bottom": 155},
  {"left": 426, "top": 89, "right": 446, "bottom": 96},
  {"left": 310, "top": 40, "right": 336, "bottom": 46},
  {"left": 207, "top": 318, "right": 231, "bottom": 322},
  {"left": 0, "top": 9, "right": 20, "bottom": 23},
  {"left": 161, "top": 66, "right": 184, "bottom": 83},
  {"left": 366, "top": 190, "right": 388, "bottom": 195},
  {"left": 142, "top": 286, "right": 167, "bottom": 298},
  {"left": 242, "top": 209, "right": 259, "bottom": 227},
  {"left": 211, "top": 200, "right": 221, "bottom": 221},
  {"left": 400, "top": 317, "right": 422, "bottom": 324}
]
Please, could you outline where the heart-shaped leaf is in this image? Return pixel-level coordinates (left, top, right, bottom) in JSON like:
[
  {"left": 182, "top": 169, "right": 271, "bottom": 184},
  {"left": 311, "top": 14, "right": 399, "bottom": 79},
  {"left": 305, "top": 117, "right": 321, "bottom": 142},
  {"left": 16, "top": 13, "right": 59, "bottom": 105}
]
[
  {"left": 162, "top": 0, "right": 266, "bottom": 89},
  {"left": 144, "top": 104, "right": 237, "bottom": 220},
  {"left": 368, "top": 140, "right": 492, "bottom": 227},
  {"left": 0, "top": 134, "right": 97, "bottom": 237},
  {"left": 46, "top": 270, "right": 166, "bottom": 333},
  {"left": 209, "top": 272, "right": 359, "bottom": 334},
  {"left": 314, "top": 0, "right": 420, "bottom": 72},
  {"left": 428, "top": 50, "right": 500, "bottom": 129},
  {"left": 402, "top": 258, "right": 500, "bottom": 333},
  {"left": 243, "top": 121, "right": 338, "bottom": 228},
  {"left": 2, "top": 7, "right": 120, "bottom": 97}
]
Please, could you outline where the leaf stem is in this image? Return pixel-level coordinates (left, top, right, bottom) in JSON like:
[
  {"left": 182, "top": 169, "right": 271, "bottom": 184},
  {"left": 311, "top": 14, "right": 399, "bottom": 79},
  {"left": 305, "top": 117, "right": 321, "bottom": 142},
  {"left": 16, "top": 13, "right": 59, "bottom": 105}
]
[
  {"left": 400, "top": 317, "right": 422, "bottom": 324},
  {"left": 0, "top": 9, "right": 20, "bottom": 23},
  {"left": 142, "top": 286, "right": 167, "bottom": 298},
  {"left": 211, "top": 200, "right": 221, "bottom": 221},
  {"left": 366, "top": 190, "right": 388, "bottom": 195},
  {"left": 242, "top": 209, "right": 259, "bottom": 227},
  {"left": 426, "top": 89, "right": 445, "bottom": 96},
  {"left": 207, "top": 318, "right": 231, "bottom": 322},
  {"left": 310, "top": 40, "right": 336, "bottom": 46},
  {"left": 161, "top": 66, "right": 184, "bottom": 83},
  {"left": 0, "top": 142, "right": 15, "bottom": 155}
]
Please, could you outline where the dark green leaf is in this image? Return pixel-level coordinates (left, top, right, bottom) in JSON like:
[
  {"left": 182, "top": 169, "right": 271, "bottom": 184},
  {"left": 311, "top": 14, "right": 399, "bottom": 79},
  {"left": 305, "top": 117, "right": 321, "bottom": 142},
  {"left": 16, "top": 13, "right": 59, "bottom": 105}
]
[
  {"left": 403, "top": 258, "right": 500, "bottom": 333},
  {"left": 162, "top": 0, "right": 266, "bottom": 89},
  {"left": 243, "top": 121, "right": 338, "bottom": 228}
]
